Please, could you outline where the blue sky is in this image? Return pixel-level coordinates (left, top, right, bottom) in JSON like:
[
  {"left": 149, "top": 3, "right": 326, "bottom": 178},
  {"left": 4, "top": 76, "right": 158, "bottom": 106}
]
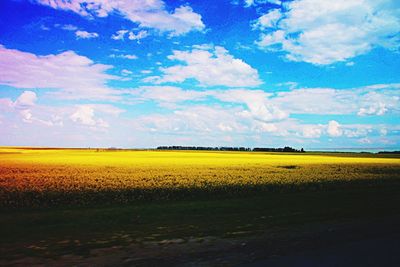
[{"left": 0, "top": 0, "right": 399, "bottom": 149}]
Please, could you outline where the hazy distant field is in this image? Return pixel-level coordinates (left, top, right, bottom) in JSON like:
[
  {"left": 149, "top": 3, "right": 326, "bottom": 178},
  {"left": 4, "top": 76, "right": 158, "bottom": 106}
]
[{"left": 1, "top": 147, "right": 400, "bottom": 207}]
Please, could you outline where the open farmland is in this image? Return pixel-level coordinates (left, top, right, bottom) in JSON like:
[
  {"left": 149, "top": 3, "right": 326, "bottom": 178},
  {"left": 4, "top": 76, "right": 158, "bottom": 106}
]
[
  {"left": 1, "top": 148, "right": 400, "bottom": 266},
  {"left": 1, "top": 147, "right": 400, "bottom": 207}
]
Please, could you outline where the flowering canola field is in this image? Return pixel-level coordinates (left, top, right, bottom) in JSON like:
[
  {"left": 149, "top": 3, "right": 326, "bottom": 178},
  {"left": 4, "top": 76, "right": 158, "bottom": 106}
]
[{"left": 1, "top": 148, "right": 400, "bottom": 207}]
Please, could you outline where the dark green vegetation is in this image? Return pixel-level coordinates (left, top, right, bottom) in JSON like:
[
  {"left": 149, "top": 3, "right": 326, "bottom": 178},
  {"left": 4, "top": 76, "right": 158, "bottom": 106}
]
[
  {"left": 156, "top": 146, "right": 304, "bottom": 152},
  {"left": 1, "top": 184, "right": 400, "bottom": 266}
]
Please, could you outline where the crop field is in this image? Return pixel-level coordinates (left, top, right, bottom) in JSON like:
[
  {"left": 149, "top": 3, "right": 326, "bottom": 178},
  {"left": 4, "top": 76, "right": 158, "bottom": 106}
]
[
  {"left": 1, "top": 147, "right": 400, "bottom": 208},
  {"left": 1, "top": 147, "right": 400, "bottom": 265}
]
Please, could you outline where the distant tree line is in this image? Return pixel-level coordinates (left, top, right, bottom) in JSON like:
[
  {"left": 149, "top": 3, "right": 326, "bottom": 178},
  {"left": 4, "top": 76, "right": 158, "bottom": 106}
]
[
  {"left": 253, "top": 146, "right": 305, "bottom": 153},
  {"left": 378, "top": 151, "right": 400, "bottom": 154},
  {"left": 156, "top": 146, "right": 305, "bottom": 152}
]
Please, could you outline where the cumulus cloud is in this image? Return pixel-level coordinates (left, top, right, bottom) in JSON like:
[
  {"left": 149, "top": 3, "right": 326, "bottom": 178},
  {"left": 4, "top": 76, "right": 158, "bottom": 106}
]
[
  {"left": 254, "top": 0, "right": 400, "bottom": 65},
  {"left": 357, "top": 91, "right": 399, "bottom": 116},
  {"left": 69, "top": 104, "right": 124, "bottom": 129},
  {"left": 342, "top": 125, "right": 372, "bottom": 138},
  {"left": 0, "top": 45, "right": 120, "bottom": 100},
  {"left": 75, "top": 30, "right": 99, "bottom": 39},
  {"left": 14, "top": 91, "right": 37, "bottom": 108},
  {"left": 35, "top": 0, "right": 205, "bottom": 36},
  {"left": 148, "top": 46, "right": 262, "bottom": 87},
  {"left": 327, "top": 120, "right": 342, "bottom": 137},
  {"left": 0, "top": 91, "right": 125, "bottom": 131},
  {"left": 70, "top": 106, "right": 107, "bottom": 127},
  {"left": 13, "top": 91, "right": 38, "bottom": 123},
  {"left": 0, "top": 91, "right": 61, "bottom": 126}
]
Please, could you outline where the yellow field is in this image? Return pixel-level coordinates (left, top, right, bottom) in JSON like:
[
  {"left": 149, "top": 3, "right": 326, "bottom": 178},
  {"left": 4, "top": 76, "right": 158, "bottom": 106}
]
[{"left": 1, "top": 148, "right": 400, "bottom": 207}]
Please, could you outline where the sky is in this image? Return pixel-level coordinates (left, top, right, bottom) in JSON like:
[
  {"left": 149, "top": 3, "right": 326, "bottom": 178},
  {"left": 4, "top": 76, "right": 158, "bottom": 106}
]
[{"left": 0, "top": 0, "right": 399, "bottom": 149}]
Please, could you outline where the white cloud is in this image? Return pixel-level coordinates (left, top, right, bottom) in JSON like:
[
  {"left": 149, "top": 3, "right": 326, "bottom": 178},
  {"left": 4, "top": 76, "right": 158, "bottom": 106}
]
[
  {"left": 302, "top": 125, "right": 323, "bottom": 138},
  {"left": 20, "top": 109, "right": 34, "bottom": 123},
  {"left": 252, "top": 121, "right": 279, "bottom": 133},
  {"left": 0, "top": 44, "right": 120, "bottom": 100},
  {"left": 111, "top": 30, "right": 128, "bottom": 40},
  {"left": 14, "top": 91, "right": 37, "bottom": 108},
  {"left": 358, "top": 104, "right": 387, "bottom": 116},
  {"left": 125, "top": 83, "right": 399, "bottom": 143},
  {"left": 70, "top": 104, "right": 124, "bottom": 128},
  {"left": 13, "top": 91, "right": 38, "bottom": 123},
  {"left": 121, "top": 69, "right": 133, "bottom": 76},
  {"left": 141, "top": 70, "right": 152, "bottom": 74},
  {"left": 134, "top": 86, "right": 206, "bottom": 104},
  {"left": 128, "top": 86, "right": 286, "bottom": 122},
  {"left": 357, "top": 91, "right": 399, "bottom": 116},
  {"left": 36, "top": 0, "right": 205, "bottom": 36},
  {"left": 86, "top": 104, "right": 125, "bottom": 116},
  {"left": 133, "top": 105, "right": 247, "bottom": 136},
  {"left": 122, "top": 54, "right": 138, "bottom": 60},
  {"left": 254, "top": 0, "right": 400, "bottom": 65},
  {"left": 212, "top": 89, "right": 287, "bottom": 122},
  {"left": 69, "top": 106, "right": 100, "bottom": 126},
  {"left": 244, "top": 0, "right": 282, "bottom": 7},
  {"left": 60, "top": 24, "right": 78, "bottom": 31},
  {"left": 129, "top": 83, "right": 399, "bottom": 122},
  {"left": 256, "top": 30, "right": 285, "bottom": 49},
  {"left": 273, "top": 84, "right": 400, "bottom": 116},
  {"left": 358, "top": 137, "right": 372, "bottom": 144},
  {"left": 149, "top": 46, "right": 262, "bottom": 87},
  {"left": 380, "top": 128, "right": 388, "bottom": 136},
  {"left": 327, "top": 120, "right": 342, "bottom": 137},
  {"left": 40, "top": 25, "right": 50, "bottom": 31},
  {"left": 130, "top": 102, "right": 394, "bottom": 145},
  {"left": 1, "top": 91, "right": 125, "bottom": 131},
  {"left": 253, "top": 9, "right": 282, "bottom": 29},
  {"left": 110, "top": 53, "right": 138, "bottom": 60},
  {"left": 2, "top": 89, "right": 397, "bottom": 147},
  {"left": 128, "top": 30, "right": 148, "bottom": 42},
  {"left": 342, "top": 125, "right": 371, "bottom": 138},
  {"left": 75, "top": 30, "right": 99, "bottom": 39},
  {"left": 112, "top": 29, "right": 148, "bottom": 42},
  {"left": 274, "top": 88, "right": 356, "bottom": 114},
  {"left": 0, "top": 91, "right": 61, "bottom": 126}
]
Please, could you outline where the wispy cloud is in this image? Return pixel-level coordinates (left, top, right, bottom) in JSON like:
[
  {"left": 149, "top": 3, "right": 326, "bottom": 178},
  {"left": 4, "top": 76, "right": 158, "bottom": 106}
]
[
  {"left": 35, "top": 0, "right": 205, "bottom": 36},
  {"left": 75, "top": 30, "right": 99, "bottom": 39}
]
